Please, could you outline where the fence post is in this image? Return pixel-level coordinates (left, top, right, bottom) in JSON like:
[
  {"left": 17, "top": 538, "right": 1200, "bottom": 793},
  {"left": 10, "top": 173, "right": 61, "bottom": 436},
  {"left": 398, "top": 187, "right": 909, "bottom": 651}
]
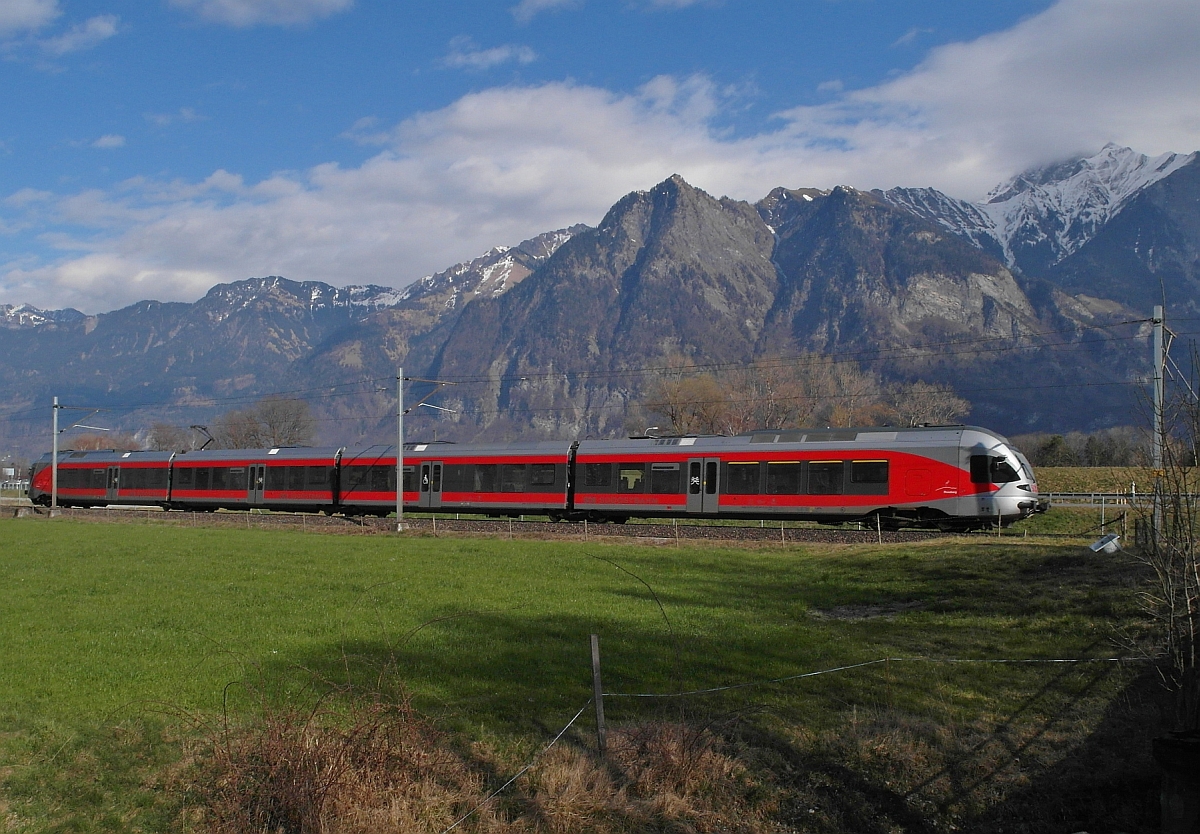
[{"left": 591, "top": 633, "right": 607, "bottom": 755}]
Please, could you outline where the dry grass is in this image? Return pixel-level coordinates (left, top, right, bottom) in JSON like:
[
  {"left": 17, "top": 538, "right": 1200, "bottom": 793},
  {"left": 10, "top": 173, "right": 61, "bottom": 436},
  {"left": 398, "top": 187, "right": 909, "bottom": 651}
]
[
  {"left": 192, "top": 695, "right": 495, "bottom": 834},
  {"left": 190, "top": 698, "right": 783, "bottom": 834}
]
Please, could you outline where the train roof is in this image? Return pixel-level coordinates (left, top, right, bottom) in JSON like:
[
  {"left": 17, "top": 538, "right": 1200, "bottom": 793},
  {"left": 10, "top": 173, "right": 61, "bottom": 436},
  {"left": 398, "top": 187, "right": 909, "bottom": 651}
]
[
  {"left": 172, "top": 446, "right": 344, "bottom": 462},
  {"left": 577, "top": 425, "right": 1009, "bottom": 454},
  {"left": 37, "top": 449, "right": 175, "bottom": 465},
  {"left": 342, "top": 441, "right": 576, "bottom": 462}
]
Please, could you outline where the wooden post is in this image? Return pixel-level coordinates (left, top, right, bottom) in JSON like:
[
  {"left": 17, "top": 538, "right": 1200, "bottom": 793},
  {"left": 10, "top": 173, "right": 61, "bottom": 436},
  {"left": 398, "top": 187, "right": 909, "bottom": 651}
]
[{"left": 591, "top": 633, "right": 607, "bottom": 755}]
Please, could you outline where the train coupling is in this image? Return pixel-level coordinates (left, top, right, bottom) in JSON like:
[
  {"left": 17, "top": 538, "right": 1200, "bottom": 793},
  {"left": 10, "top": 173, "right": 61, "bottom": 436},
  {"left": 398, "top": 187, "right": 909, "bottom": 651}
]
[{"left": 1019, "top": 498, "right": 1050, "bottom": 516}]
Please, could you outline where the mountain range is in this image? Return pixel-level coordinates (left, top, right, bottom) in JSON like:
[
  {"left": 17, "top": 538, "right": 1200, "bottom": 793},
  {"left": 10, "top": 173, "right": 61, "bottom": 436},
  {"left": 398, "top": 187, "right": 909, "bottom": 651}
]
[{"left": 1, "top": 144, "right": 1194, "bottom": 457}]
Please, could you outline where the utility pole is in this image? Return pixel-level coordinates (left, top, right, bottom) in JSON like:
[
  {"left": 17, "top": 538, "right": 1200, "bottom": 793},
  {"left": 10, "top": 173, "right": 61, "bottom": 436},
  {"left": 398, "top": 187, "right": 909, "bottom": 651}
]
[
  {"left": 1153, "top": 305, "right": 1165, "bottom": 535},
  {"left": 51, "top": 396, "right": 59, "bottom": 513},
  {"left": 397, "top": 367, "right": 405, "bottom": 532}
]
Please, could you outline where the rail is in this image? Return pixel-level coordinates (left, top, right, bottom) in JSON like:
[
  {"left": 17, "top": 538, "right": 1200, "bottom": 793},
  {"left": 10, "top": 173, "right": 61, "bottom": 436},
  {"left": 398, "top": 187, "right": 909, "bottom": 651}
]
[{"left": 1042, "top": 491, "right": 1200, "bottom": 507}]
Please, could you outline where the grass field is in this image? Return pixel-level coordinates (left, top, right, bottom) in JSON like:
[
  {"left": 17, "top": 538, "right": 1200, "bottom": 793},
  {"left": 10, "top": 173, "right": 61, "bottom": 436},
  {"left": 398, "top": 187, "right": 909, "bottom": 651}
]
[{"left": 0, "top": 517, "right": 1167, "bottom": 832}]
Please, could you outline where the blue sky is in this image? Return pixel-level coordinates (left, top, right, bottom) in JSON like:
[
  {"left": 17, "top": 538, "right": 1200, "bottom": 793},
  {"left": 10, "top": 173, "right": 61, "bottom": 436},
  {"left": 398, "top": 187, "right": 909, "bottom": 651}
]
[{"left": 2, "top": 0, "right": 1198, "bottom": 313}]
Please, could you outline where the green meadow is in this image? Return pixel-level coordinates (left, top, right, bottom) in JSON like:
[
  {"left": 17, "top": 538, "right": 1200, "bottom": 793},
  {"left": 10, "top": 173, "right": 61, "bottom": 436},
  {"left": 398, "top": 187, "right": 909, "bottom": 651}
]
[{"left": 0, "top": 517, "right": 1163, "bottom": 831}]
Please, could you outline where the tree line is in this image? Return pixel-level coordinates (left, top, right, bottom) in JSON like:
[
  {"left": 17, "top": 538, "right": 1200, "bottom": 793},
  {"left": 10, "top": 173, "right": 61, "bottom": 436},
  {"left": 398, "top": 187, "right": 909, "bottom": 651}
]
[
  {"left": 67, "top": 397, "right": 316, "bottom": 453},
  {"left": 636, "top": 354, "right": 970, "bottom": 436}
]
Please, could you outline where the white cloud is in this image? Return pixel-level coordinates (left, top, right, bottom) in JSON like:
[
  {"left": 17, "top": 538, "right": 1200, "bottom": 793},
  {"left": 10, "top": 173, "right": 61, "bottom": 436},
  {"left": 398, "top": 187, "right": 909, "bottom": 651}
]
[
  {"left": 510, "top": 0, "right": 580, "bottom": 24},
  {"left": 39, "top": 14, "right": 118, "bottom": 55},
  {"left": 145, "top": 107, "right": 205, "bottom": 128},
  {"left": 775, "top": 0, "right": 1200, "bottom": 197},
  {"left": 440, "top": 36, "right": 536, "bottom": 71},
  {"left": 3, "top": 0, "right": 1200, "bottom": 313},
  {"left": 90, "top": 134, "right": 126, "bottom": 149},
  {"left": 169, "top": 0, "right": 353, "bottom": 27},
  {"left": 892, "top": 26, "right": 932, "bottom": 47},
  {"left": 0, "top": 0, "right": 58, "bottom": 36}
]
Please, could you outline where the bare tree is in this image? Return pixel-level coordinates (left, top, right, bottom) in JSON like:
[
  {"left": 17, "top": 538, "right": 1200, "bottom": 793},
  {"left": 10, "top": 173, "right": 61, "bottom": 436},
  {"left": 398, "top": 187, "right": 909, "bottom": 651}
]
[
  {"left": 644, "top": 372, "right": 729, "bottom": 435},
  {"left": 889, "top": 381, "right": 971, "bottom": 427},
  {"left": 147, "top": 423, "right": 194, "bottom": 452},
  {"left": 215, "top": 397, "right": 316, "bottom": 449},
  {"left": 256, "top": 396, "right": 316, "bottom": 446},
  {"left": 1135, "top": 375, "right": 1200, "bottom": 734},
  {"left": 67, "top": 432, "right": 142, "bottom": 451},
  {"left": 644, "top": 353, "right": 896, "bottom": 435}
]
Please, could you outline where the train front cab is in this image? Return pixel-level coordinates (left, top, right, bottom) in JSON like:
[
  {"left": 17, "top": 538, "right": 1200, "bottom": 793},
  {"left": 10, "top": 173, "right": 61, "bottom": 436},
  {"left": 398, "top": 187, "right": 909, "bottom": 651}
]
[{"left": 960, "top": 429, "right": 1044, "bottom": 527}]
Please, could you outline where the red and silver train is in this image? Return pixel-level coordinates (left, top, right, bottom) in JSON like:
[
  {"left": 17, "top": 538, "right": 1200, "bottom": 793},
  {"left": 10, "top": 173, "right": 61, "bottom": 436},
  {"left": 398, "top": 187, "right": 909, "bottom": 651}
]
[{"left": 27, "top": 425, "right": 1046, "bottom": 530}]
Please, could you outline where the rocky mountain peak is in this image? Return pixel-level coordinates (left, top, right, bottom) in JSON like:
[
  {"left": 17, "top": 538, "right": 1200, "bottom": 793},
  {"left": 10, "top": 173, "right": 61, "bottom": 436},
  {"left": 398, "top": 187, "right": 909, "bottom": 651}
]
[{"left": 0, "top": 303, "right": 86, "bottom": 329}]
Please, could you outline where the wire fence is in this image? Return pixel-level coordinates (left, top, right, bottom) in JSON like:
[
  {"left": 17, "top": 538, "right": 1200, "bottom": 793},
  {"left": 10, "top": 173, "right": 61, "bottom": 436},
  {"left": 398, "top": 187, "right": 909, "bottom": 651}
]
[{"left": 437, "top": 649, "right": 1150, "bottom": 833}]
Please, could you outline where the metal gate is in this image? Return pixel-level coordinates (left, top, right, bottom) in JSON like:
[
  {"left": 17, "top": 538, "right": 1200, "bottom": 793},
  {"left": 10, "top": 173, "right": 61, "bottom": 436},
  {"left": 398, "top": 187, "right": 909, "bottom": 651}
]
[
  {"left": 686, "top": 458, "right": 720, "bottom": 514},
  {"left": 419, "top": 461, "right": 443, "bottom": 509}
]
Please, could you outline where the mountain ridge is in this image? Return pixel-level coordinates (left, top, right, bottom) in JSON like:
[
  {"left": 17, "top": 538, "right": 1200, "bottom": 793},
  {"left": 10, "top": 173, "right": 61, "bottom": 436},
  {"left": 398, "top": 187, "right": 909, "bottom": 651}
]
[{"left": 1, "top": 147, "right": 1195, "bottom": 456}]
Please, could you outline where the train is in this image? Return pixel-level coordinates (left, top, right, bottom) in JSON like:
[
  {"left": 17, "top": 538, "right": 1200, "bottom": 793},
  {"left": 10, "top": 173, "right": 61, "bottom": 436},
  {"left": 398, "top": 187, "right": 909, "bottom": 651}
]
[{"left": 26, "top": 425, "right": 1046, "bottom": 530}]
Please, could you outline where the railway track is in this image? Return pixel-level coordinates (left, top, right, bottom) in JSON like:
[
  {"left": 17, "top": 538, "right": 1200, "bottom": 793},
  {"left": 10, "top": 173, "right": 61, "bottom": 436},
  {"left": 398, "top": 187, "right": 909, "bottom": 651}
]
[{"left": 21, "top": 505, "right": 959, "bottom": 544}]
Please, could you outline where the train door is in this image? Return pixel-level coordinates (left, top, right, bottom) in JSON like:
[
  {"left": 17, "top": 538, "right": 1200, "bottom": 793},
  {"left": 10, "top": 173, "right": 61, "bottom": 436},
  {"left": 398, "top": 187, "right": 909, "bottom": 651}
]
[
  {"left": 248, "top": 464, "right": 266, "bottom": 505},
  {"left": 419, "top": 461, "right": 443, "bottom": 509},
  {"left": 106, "top": 466, "right": 120, "bottom": 502},
  {"left": 686, "top": 458, "right": 720, "bottom": 514}
]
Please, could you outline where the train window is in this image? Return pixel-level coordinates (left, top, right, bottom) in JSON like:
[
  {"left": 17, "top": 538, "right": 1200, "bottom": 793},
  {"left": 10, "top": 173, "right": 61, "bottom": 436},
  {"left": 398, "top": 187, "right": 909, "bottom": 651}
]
[
  {"left": 176, "top": 468, "right": 194, "bottom": 488},
  {"left": 704, "top": 461, "right": 718, "bottom": 495},
  {"left": 969, "top": 455, "right": 989, "bottom": 483},
  {"left": 688, "top": 462, "right": 702, "bottom": 494},
  {"left": 851, "top": 461, "right": 888, "bottom": 484},
  {"left": 807, "top": 461, "right": 844, "bottom": 495},
  {"left": 91, "top": 468, "right": 107, "bottom": 489},
  {"left": 474, "top": 464, "right": 497, "bottom": 493},
  {"left": 402, "top": 466, "right": 417, "bottom": 493},
  {"left": 766, "top": 462, "right": 801, "bottom": 494},
  {"left": 849, "top": 460, "right": 889, "bottom": 495},
  {"left": 991, "top": 458, "right": 1020, "bottom": 483},
  {"left": 582, "top": 463, "right": 612, "bottom": 489},
  {"left": 307, "top": 466, "right": 329, "bottom": 491},
  {"left": 530, "top": 463, "right": 557, "bottom": 487},
  {"left": 970, "top": 455, "right": 1020, "bottom": 484},
  {"left": 378, "top": 465, "right": 396, "bottom": 492},
  {"left": 284, "top": 466, "right": 303, "bottom": 491},
  {"left": 228, "top": 467, "right": 247, "bottom": 491},
  {"left": 195, "top": 468, "right": 211, "bottom": 490},
  {"left": 501, "top": 463, "right": 526, "bottom": 493},
  {"left": 442, "top": 464, "right": 471, "bottom": 492},
  {"left": 211, "top": 467, "right": 229, "bottom": 490},
  {"left": 725, "top": 462, "right": 760, "bottom": 494},
  {"left": 650, "top": 463, "right": 681, "bottom": 494},
  {"left": 617, "top": 463, "right": 646, "bottom": 493},
  {"left": 122, "top": 469, "right": 140, "bottom": 490},
  {"left": 266, "top": 467, "right": 287, "bottom": 490}
]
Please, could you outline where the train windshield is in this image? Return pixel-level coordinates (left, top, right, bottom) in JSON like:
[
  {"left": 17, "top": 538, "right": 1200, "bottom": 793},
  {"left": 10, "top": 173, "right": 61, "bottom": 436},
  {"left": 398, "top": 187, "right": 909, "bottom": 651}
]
[
  {"left": 1013, "top": 451, "right": 1036, "bottom": 483},
  {"left": 970, "top": 454, "right": 1021, "bottom": 484}
]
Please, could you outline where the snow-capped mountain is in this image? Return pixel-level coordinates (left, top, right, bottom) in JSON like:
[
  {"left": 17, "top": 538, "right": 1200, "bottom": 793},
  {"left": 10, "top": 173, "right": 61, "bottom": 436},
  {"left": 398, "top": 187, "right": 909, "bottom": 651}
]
[
  {"left": 0, "top": 303, "right": 85, "bottom": 329},
  {"left": 398, "top": 225, "right": 585, "bottom": 309},
  {"left": 884, "top": 144, "right": 1197, "bottom": 276}
]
